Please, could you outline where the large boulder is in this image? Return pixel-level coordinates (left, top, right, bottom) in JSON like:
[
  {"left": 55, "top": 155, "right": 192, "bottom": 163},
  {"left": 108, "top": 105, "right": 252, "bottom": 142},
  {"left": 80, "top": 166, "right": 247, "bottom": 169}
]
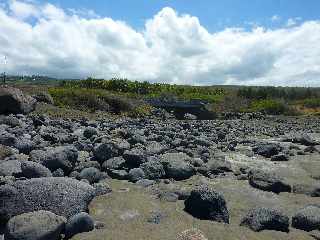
[
  {"left": 252, "top": 143, "right": 282, "bottom": 158},
  {"left": 0, "top": 177, "right": 96, "bottom": 224},
  {"left": 240, "top": 207, "right": 289, "bottom": 232},
  {"left": 123, "top": 147, "right": 147, "bottom": 168},
  {"left": 4, "top": 210, "right": 66, "bottom": 240},
  {"left": 0, "top": 144, "right": 15, "bottom": 160},
  {"left": 140, "top": 160, "right": 165, "bottom": 180},
  {"left": 0, "top": 160, "right": 53, "bottom": 178},
  {"left": 128, "top": 168, "right": 145, "bottom": 182},
  {"left": 32, "top": 92, "right": 54, "bottom": 105},
  {"left": 102, "top": 156, "right": 126, "bottom": 171},
  {"left": 30, "top": 146, "right": 78, "bottom": 174},
  {"left": 160, "top": 153, "right": 195, "bottom": 180},
  {"left": 248, "top": 169, "right": 291, "bottom": 194},
  {"left": 13, "top": 138, "right": 35, "bottom": 154},
  {"left": 0, "top": 87, "right": 36, "bottom": 114},
  {"left": 292, "top": 205, "right": 320, "bottom": 231},
  {"left": 0, "top": 160, "right": 21, "bottom": 177},
  {"left": 93, "top": 140, "right": 127, "bottom": 163},
  {"left": 78, "top": 167, "right": 103, "bottom": 184},
  {"left": 184, "top": 185, "right": 229, "bottom": 223},
  {"left": 65, "top": 212, "right": 94, "bottom": 239}
]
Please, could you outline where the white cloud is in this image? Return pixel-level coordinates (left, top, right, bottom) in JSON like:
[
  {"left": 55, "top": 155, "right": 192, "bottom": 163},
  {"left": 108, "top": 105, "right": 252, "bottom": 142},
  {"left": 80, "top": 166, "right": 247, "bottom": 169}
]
[
  {"left": 0, "top": 1, "right": 320, "bottom": 86},
  {"left": 271, "top": 15, "right": 280, "bottom": 22},
  {"left": 9, "top": 0, "right": 39, "bottom": 19},
  {"left": 287, "top": 18, "right": 297, "bottom": 27}
]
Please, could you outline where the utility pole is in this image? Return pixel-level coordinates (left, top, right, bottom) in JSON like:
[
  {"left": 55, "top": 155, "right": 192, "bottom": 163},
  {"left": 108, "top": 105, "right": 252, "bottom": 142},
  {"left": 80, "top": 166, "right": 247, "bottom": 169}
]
[{"left": 2, "top": 56, "right": 7, "bottom": 85}]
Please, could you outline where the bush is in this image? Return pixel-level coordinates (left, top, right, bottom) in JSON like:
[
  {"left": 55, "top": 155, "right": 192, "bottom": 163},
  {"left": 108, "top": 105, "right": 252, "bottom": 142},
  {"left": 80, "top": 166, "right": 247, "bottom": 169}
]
[
  {"left": 59, "top": 78, "right": 226, "bottom": 103},
  {"left": 249, "top": 99, "right": 289, "bottom": 115},
  {"left": 48, "top": 87, "right": 144, "bottom": 114},
  {"left": 301, "top": 98, "right": 320, "bottom": 108}
]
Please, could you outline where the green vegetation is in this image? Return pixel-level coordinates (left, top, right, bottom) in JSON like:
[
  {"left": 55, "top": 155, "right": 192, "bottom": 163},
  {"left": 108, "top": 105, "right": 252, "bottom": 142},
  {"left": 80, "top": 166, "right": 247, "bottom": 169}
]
[
  {"left": 300, "top": 98, "right": 320, "bottom": 109},
  {"left": 10, "top": 76, "right": 320, "bottom": 117},
  {"left": 59, "top": 78, "right": 226, "bottom": 103},
  {"left": 248, "top": 99, "right": 289, "bottom": 115},
  {"left": 238, "top": 86, "right": 320, "bottom": 100},
  {"left": 48, "top": 87, "right": 152, "bottom": 117}
]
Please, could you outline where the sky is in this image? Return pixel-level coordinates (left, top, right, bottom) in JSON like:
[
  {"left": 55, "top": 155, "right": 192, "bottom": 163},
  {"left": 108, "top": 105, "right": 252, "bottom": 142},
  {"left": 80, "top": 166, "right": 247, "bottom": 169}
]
[{"left": 0, "top": 0, "right": 319, "bottom": 86}]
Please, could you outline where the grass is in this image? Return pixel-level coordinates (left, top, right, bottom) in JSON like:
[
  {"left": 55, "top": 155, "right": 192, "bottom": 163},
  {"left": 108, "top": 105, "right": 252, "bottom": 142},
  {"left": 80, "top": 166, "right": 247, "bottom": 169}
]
[
  {"left": 247, "top": 99, "right": 291, "bottom": 115},
  {"left": 11, "top": 80, "right": 320, "bottom": 117},
  {"left": 59, "top": 78, "right": 226, "bottom": 103},
  {"left": 48, "top": 87, "right": 153, "bottom": 117}
]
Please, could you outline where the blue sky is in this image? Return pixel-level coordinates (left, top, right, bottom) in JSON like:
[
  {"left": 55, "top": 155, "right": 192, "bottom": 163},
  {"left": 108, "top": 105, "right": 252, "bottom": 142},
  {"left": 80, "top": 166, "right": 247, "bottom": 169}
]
[
  {"left": 0, "top": 0, "right": 319, "bottom": 86},
  {"left": 34, "top": 0, "right": 319, "bottom": 31}
]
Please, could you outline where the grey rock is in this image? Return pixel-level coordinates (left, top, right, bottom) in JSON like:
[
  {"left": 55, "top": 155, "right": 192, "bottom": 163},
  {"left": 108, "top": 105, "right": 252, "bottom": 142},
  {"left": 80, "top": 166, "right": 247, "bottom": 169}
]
[
  {"left": 32, "top": 92, "right": 54, "bottom": 105},
  {"left": 30, "top": 146, "right": 78, "bottom": 174},
  {"left": 93, "top": 142, "right": 120, "bottom": 163},
  {"left": 140, "top": 160, "right": 165, "bottom": 180},
  {"left": 74, "top": 161, "right": 100, "bottom": 173},
  {"left": 123, "top": 148, "right": 147, "bottom": 168},
  {"left": 83, "top": 127, "right": 98, "bottom": 139},
  {"left": 4, "top": 210, "right": 66, "bottom": 240},
  {"left": 248, "top": 169, "right": 291, "bottom": 194},
  {"left": 19, "top": 161, "right": 52, "bottom": 178},
  {"left": 109, "top": 169, "right": 128, "bottom": 180},
  {"left": 52, "top": 168, "right": 64, "bottom": 177},
  {"left": 145, "top": 142, "right": 168, "bottom": 155},
  {"left": 0, "top": 177, "right": 96, "bottom": 223},
  {"left": 240, "top": 207, "right": 289, "bottom": 232},
  {"left": 0, "top": 132, "right": 16, "bottom": 147},
  {"left": 136, "top": 179, "right": 155, "bottom": 187},
  {"left": 184, "top": 185, "right": 229, "bottom": 223},
  {"left": 292, "top": 205, "right": 320, "bottom": 231},
  {"left": 253, "top": 143, "right": 282, "bottom": 158},
  {"left": 184, "top": 113, "right": 197, "bottom": 120},
  {"left": 78, "top": 167, "right": 102, "bottom": 184},
  {"left": 0, "top": 160, "right": 21, "bottom": 177},
  {"left": 0, "top": 87, "right": 36, "bottom": 114},
  {"left": 102, "top": 157, "right": 126, "bottom": 171},
  {"left": 93, "top": 182, "right": 112, "bottom": 196},
  {"left": 13, "top": 138, "right": 35, "bottom": 154},
  {"left": 65, "top": 212, "right": 94, "bottom": 239},
  {"left": 160, "top": 153, "right": 195, "bottom": 180},
  {"left": 271, "top": 154, "right": 289, "bottom": 161},
  {"left": 128, "top": 168, "right": 145, "bottom": 182},
  {"left": 0, "top": 116, "right": 22, "bottom": 127}
]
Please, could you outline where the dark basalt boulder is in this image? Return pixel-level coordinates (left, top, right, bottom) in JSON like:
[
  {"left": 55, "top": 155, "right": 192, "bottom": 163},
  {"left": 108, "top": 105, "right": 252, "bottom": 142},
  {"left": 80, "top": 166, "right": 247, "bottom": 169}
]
[
  {"left": 78, "top": 167, "right": 103, "bottom": 184},
  {"left": 140, "top": 160, "right": 165, "bottom": 180},
  {"left": 252, "top": 143, "right": 282, "bottom": 158},
  {"left": 240, "top": 207, "right": 289, "bottom": 232},
  {"left": 0, "top": 87, "right": 36, "bottom": 114},
  {"left": 160, "top": 153, "right": 195, "bottom": 180},
  {"left": 292, "top": 205, "right": 320, "bottom": 231},
  {"left": 32, "top": 92, "right": 54, "bottom": 105},
  {"left": 4, "top": 210, "right": 66, "bottom": 240},
  {"left": 0, "top": 177, "right": 96, "bottom": 225},
  {"left": 184, "top": 185, "right": 229, "bottom": 223},
  {"left": 128, "top": 168, "right": 145, "bottom": 182},
  {"left": 29, "top": 146, "right": 78, "bottom": 174},
  {"left": 93, "top": 140, "right": 126, "bottom": 163},
  {"left": 65, "top": 212, "right": 94, "bottom": 239},
  {"left": 248, "top": 169, "right": 291, "bottom": 194}
]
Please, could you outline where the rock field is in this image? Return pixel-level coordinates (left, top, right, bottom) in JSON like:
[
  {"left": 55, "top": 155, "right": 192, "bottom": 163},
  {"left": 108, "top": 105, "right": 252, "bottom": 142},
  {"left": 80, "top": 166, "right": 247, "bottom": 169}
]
[{"left": 0, "top": 88, "right": 320, "bottom": 239}]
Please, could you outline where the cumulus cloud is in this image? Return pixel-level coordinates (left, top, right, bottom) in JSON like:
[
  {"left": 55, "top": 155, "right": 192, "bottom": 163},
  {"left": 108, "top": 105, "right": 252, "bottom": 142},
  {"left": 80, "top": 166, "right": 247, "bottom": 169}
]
[{"left": 0, "top": 1, "right": 320, "bottom": 86}]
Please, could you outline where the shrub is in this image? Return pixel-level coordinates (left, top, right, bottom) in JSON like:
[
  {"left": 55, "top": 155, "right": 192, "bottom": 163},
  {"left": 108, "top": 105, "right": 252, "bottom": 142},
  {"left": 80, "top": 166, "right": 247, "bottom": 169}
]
[
  {"left": 301, "top": 98, "right": 320, "bottom": 108},
  {"left": 249, "top": 99, "right": 289, "bottom": 115},
  {"left": 48, "top": 87, "right": 142, "bottom": 114}
]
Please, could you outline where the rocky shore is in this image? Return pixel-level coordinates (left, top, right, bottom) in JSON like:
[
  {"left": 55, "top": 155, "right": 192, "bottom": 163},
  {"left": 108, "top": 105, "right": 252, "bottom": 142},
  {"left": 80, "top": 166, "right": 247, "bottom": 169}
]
[{"left": 0, "top": 87, "right": 320, "bottom": 240}]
